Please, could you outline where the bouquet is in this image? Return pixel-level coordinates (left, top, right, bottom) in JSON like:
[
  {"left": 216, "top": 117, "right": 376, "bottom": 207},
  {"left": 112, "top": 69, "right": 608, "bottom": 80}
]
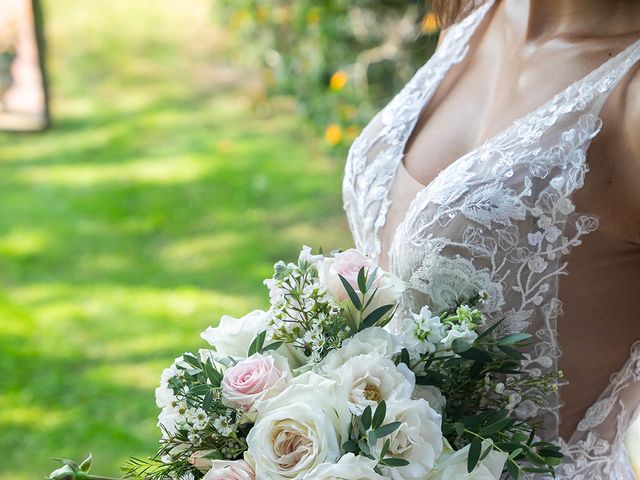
[{"left": 48, "top": 247, "right": 563, "bottom": 480}]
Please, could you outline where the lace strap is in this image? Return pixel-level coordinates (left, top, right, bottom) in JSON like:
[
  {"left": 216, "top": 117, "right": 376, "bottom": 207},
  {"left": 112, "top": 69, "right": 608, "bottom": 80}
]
[
  {"left": 423, "top": 0, "right": 496, "bottom": 81},
  {"left": 588, "top": 37, "right": 640, "bottom": 113}
]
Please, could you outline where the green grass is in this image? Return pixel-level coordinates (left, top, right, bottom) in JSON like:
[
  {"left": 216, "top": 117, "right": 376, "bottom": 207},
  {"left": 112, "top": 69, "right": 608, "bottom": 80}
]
[{"left": 0, "top": 1, "right": 350, "bottom": 478}]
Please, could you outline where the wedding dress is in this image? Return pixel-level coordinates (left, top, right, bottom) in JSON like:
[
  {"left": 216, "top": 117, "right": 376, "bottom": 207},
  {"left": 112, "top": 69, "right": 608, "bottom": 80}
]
[{"left": 342, "top": 1, "right": 640, "bottom": 478}]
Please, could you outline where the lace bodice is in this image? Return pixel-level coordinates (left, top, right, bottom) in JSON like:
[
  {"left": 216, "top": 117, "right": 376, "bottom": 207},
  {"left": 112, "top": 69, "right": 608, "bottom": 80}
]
[{"left": 342, "top": 1, "right": 640, "bottom": 478}]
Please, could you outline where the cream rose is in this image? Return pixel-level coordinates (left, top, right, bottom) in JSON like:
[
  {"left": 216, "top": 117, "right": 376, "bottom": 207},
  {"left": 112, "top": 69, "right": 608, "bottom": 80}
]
[
  {"left": 246, "top": 372, "right": 351, "bottom": 479},
  {"left": 221, "top": 352, "right": 292, "bottom": 413},
  {"left": 333, "top": 353, "right": 414, "bottom": 414},
  {"left": 302, "top": 453, "right": 390, "bottom": 480},
  {"left": 426, "top": 440, "right": 507, "bottom": 480},
  {"left": 204, "top": 460, "right": 255, "bottom": 480},
  {"left": 317, "top": 249, "right": 405, "bottom": 326},
  {"left": 201, "top": 309, "right": 270, "bottom": 360},
  {"left": 372, "top": 398, "right": 443, "bottom": 480}
]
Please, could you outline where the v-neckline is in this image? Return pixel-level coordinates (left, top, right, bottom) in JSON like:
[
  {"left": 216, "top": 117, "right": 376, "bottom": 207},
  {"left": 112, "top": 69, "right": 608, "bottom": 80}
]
[
  {"left": 398, "top": 10, "right": 640, "bottom": 193},
  {"left": 380, "top": 2, "right": 640, "bottom": 266}
]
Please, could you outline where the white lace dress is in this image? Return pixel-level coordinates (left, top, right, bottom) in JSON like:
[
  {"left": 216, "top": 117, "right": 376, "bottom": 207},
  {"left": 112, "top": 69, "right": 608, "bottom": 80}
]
[{"left": 342, "top": 1, "right": 640, "bottom": 478}]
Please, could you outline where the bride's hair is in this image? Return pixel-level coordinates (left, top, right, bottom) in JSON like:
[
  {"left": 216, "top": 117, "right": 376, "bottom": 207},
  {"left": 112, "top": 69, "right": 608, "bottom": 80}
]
[{"left": 429, "top": 0, "right": 486, "bottom": 28}]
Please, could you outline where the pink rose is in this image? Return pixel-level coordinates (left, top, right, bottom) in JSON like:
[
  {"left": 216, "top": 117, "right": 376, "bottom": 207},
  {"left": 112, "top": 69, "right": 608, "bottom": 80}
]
[
  {"left": 318, "top": 249, "right": 405, "bottom": 326},
  {"left": 204, "top": 460, "right": 255, "bottom": 480},
  {"left": 221, "top": 353, "right": 292, "bottom": 412}
]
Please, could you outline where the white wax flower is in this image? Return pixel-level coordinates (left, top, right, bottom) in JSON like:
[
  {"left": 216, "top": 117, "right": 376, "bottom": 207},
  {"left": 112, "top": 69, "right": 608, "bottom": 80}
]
[
  {"left": 401, "top": 306, "right": 446, "bottom": 359},
  {"left": 440, "top": 323, "right": 478, "bottom": 350}
]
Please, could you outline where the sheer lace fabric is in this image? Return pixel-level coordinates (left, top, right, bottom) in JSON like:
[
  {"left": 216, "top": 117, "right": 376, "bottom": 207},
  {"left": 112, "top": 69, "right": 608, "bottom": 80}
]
[{"left": 341, "top": 1, "right": 640, "bottom": 477}]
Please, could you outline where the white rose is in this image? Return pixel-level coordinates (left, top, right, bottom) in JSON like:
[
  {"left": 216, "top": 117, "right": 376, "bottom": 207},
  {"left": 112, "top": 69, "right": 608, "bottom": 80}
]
[
  {"left": 318, "top": 249, "right": 405, "bottom": 327},
  {"left": 333, "top": 353, "right": 414, "bottom": 414},
  {"left": 204, "top": 459, "right": 255, "bottom": 480},
  {"left": 201, "top": 309, "right": 270, "bottom": 360},
  {"left": 426, "top": 440, "right": 507, "bottom": 480},
  {"left": 372, "top": 399, "right": 443, "bottom": 480},
  {"left": 247, "top": 372, "right": 351, "bottom": 479},
  {"left": 302, "top": 453, "right": 390, "bottom": 480},
  {"left": 412, "top": 385, "right": 446, "bottom": 415},
  {"left": 317, "top": 327, "right": 403, "bottom": 373}
]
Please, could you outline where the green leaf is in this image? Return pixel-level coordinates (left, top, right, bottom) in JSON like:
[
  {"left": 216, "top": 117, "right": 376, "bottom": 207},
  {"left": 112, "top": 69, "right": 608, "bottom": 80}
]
[
  {"left": 262, "top": 341, "right": 283, "bottom": 352},
  {"left": 338, "top": 274, "right": 362, "bottom": 310},
  {"left": 399, "top": 348, "right": 410, "bottom": 367},
  {"left": 372, "top": 401, "right": 387, "bottom": 430},
  {"left": 478, "top": 418, "right": 514, "bottom": 437},
  {"left": 361, "top": 406, "right": 372, "bottom": 430},
  {"left": 497, "top": 333, "right": 532, "bottom": 345},
  {"left": 467, "top": 437, "right": 482, "bottom": 473},
  {"left": 451, "top": 339, "right": 473, "bottom": 353},
  {"left": 380, "top": 457, "right": 410, "bottom": 467},
  {"left": 79, "top": 454, "right": 92, "bottom": 473},
  {"left": 375, "top": 421, "right": 402, "bottom": 438},
  {"left": 182, "top": 353, "right": 201, "bottom": 369},
  {"left": 203, "top": 389, "right": 214, "bottom": 411},
  {"left": 506, "top": 458, "right": 520, "bottom": 479},
  {"left": 497, "top": 344, "right": 527, "bottom": 360},
  {"left": 188, "top": 384, "right": 212, "bottom": 396},
  {"left": 458, "top": 346, "right": 493, "bottom": 363},
  {"left": 379, "top": 439, "right": 391, "bottom": 459},
  {"left": 361, "top": 304, "right": 394, "bottom": 329},
  {"left": 248, "top": 330, "right": 267, "bottom": 356},
  {"left": 366, "top": 267, "right": 378, "bottom": 291},
  {"left": 204, "top": 362, "right": 223, "bottom": 386},
  {"left": 343, "top": 439, "right": 359, "bottom": 453},
  {"left": 358, "top": 439, "right": 371, "bottom": 456},
  {"left": 357, "top": 267, "right": 367, "bottom": 294},
  {"left": 342, "top": 439, "right": 359, "bottom": 453}
]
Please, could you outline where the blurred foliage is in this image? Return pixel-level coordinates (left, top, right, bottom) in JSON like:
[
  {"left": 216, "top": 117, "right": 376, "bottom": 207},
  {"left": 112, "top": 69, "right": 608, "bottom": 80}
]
[
  {"left": 0, "top": 1, "right": 349, "bottom": 479},
  {"left": 215, "top": 0, "right": 439, "bottom": 150}
]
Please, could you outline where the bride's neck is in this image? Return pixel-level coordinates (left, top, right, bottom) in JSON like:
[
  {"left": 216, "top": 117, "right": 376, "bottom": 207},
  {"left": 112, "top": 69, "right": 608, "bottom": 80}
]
[{"left": 504, "top": 0, "right": 640, "bottom": 43}]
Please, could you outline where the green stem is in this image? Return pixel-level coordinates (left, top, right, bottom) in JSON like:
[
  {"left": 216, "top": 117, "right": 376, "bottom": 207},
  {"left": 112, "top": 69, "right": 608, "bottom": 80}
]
[{"left": 88, "top": 476, "right": 121, "bottom": 480}]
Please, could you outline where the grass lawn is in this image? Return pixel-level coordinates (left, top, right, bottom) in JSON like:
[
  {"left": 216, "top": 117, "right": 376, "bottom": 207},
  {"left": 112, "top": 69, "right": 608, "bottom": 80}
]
[{"left": 0, "top": 1, "right": 350, "bottom": 478}]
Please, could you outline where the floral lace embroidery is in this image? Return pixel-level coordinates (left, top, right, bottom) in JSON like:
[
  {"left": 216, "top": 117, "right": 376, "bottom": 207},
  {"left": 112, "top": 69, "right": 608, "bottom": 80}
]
[{"left": 342, "top": 2, "right": 640, "bottom": 477}]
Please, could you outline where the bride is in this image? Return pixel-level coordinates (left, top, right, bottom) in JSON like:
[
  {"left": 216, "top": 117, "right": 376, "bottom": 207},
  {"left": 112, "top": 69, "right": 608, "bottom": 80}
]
[{"left": 342, "top": 0, "right": 640, "bottom": 478}]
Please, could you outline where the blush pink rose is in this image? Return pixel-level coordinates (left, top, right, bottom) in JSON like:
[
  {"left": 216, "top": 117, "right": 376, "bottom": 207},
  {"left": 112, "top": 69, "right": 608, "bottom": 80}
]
[
  {"left": 318, "top": 249, "right": 405, "bottom": 324},
  {"left": 221, "top": 353, "right": 292, "bottom": 412},
  {"left": 203, "top": 460, "right": 255, "bottom": 480}
]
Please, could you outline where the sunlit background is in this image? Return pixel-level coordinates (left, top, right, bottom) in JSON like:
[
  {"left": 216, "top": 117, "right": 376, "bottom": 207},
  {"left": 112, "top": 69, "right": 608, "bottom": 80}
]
[{"left": 0, "top": 1, "right": 639, "bottom": 479}]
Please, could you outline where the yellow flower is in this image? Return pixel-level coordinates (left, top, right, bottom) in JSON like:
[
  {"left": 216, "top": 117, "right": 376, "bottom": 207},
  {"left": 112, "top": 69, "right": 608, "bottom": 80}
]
[
  {"left": 256, "top": 6, "right": 269, "bottom": 24},
  {"left": 325, "top": 124, "right": 342, "bottom": 145},
  {"left": 306, "top": 9, "right": 321, "bottom": 25},
  {"left": 275, "top": 6, "right": 290, "bottom": 24},
  {"left": 229, "top": 10, "right": 251, "bottom": 29},
  {"left": 217, "top": 139, "right": 234, "bottom": 153},
  {"left": 330, "top": 71, "right": 349, "bottom": 91},
  {"left": 421, "top": 13, "right": 439, "bottom": 34}
]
